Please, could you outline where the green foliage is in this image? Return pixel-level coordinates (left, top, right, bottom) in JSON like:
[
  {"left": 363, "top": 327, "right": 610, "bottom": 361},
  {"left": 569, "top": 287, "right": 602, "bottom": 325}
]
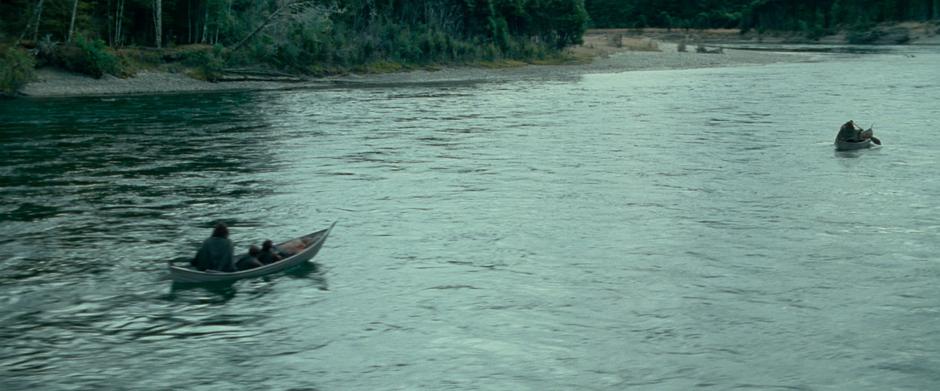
[
  {"left": 46, "top": 35, "right": 125, "bottom": 78},
  {"left": 116, "top": 47, "right": 164, "bottom": 72},
  {"left": 178, "top": 44, "right": 225, "bottom": 81},
  {"left": 0, "top": 46, "right": 36, "bottom": 96},
  {"left": 76, "top": 36, "right": 124, "bottom": 76},
  {"left": 3, "top": 0, "right": 592, "bottom": 74},
  {"left": 586, "top": 0, "right": 751, "bottom": 29},
  {"left": 847, "top": 29, "right": 884, "bottom": 43},
  {"left": 587, "top": 0, "right": 939, "bottom": 33}
]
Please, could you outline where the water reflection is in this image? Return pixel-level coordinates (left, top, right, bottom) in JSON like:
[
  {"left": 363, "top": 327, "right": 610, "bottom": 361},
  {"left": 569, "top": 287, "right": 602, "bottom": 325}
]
[
  {"left": 833, "top": 145, "right": 883, "bottom": 160},
  {"left": 166, "top": 280, "right": 239, "bottom": 303}
]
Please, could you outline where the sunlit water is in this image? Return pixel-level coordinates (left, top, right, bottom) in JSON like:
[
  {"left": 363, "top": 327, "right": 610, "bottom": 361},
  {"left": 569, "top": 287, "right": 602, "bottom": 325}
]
[{"left": 2, "top": 47, "right": 939, "bottom": 390}]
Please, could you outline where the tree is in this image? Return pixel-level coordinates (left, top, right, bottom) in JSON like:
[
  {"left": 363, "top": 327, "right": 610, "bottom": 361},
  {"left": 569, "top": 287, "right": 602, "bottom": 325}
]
[
  {"left": 154, "top": 0, "right": 162, "bottom": 48},
  {"left": 113, "top": 0, "right": 126, "bottom": 47},
  {"left": 67, "top": 0, "right": 78, "bottom": 42},
  {"left": 19, "top": 0, "right": 45, "bottom": 43}
]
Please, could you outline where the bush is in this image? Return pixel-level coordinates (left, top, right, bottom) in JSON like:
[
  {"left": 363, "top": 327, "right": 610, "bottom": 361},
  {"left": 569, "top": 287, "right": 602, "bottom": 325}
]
[
  {"left": 806, "top": 26, "right": 828, "bottom": 41},
  {"left": 178, "top": 44, "right": 225, "bottom": 81},
  {"left": 0, "top": 47, "right": 36, "bottom": 96},
  {"left": 50, "top": 35, "right": 125, "bottom": 78},
  {"left": 118, "top": 48, "right": 163, "bottom": 69},
  {"left": 847, "top": 30, "right": 883, "bottom": 44},
  {"left": 73, "top": 36, "right": 124, "bottom": 77}
]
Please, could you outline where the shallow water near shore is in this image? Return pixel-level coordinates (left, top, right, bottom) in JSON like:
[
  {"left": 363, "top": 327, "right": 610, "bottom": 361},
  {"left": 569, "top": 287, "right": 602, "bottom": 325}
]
[{"left": 2, "top": 47, "right": 939, "bottom": 390}]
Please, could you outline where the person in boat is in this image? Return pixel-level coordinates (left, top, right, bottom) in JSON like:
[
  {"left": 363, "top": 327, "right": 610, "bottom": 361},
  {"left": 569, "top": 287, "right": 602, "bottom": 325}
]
[
  {"left": 258, "top": 240, "right": 282, "bottom": 265},
  {"left": 236, "top": 245, "right": 264, "bottom": 270},
  {"left": 192, "top": 223, "right": 236, "bottom": 272},
  {"left": 837, "top": 120, "right": 872, "bottom": 142}
]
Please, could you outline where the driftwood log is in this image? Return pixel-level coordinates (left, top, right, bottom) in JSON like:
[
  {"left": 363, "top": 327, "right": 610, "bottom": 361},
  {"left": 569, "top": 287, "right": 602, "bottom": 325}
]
[{"left": 217, "top": 68, "right": 305, "bottom": 82}]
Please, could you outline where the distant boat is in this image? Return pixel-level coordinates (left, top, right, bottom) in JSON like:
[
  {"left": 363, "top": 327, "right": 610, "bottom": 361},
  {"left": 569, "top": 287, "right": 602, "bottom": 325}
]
[
  {"left": 168, "top": 222, "right": 335, "bottom": 283},
  {"left": 835, "top": 126, "right": 880, "bottom": 151}
]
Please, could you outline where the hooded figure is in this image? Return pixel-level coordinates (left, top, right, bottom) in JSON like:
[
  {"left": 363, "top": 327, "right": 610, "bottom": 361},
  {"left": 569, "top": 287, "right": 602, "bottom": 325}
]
[{"left": 192, "top": 223, "right": 235, "bottom": 272}]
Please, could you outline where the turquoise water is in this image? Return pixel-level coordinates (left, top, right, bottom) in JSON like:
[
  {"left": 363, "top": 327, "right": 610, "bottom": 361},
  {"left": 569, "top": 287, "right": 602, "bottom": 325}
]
[{"left": 1, "top": 47, "right": 939, "bottom": 390}]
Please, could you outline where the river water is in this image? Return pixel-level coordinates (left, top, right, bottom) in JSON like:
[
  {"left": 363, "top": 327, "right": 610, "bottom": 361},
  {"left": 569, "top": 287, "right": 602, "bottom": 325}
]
[{"left": 2, "top": 47, "right": 939, "bottom": 390}]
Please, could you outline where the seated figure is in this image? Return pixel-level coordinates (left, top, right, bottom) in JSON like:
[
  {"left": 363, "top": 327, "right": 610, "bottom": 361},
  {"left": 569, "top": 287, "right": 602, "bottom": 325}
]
[
  {"left": 837, "top": 120, "right": 871, "bottom": 142},
  {"left": 192, "top": 223, "right": 235, "bottom": 272},
  {"left": 236, "top": 245, "right": 264, "bottom": 271},
  {"left": 258, "top": 240, "right": 283, "bottom": 265}
]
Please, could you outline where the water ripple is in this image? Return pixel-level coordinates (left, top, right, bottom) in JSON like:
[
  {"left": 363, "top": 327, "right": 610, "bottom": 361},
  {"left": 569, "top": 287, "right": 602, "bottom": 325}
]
[{"left": 2, "top": 48, "right": 940, "bottom": 390}]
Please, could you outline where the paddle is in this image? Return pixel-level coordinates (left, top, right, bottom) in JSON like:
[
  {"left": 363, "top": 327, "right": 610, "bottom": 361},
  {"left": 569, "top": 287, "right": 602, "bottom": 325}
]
[{"left": 866, "top": 124, "right": 882, "bottom": 145}]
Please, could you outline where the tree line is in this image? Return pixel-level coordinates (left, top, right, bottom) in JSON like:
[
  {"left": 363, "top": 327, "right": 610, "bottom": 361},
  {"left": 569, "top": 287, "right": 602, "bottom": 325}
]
[
  {"left": 1, "top": 1, "right": 588, "bottom": 68},
  {"left": 585, "top": 0, "right": 940, "bottom": 31}
]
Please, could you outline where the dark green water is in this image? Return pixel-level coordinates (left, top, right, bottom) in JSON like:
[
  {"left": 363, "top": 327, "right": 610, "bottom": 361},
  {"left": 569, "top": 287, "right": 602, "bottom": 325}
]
[{"left": 1, "top": 48, "right": 939, "bottom": 390}]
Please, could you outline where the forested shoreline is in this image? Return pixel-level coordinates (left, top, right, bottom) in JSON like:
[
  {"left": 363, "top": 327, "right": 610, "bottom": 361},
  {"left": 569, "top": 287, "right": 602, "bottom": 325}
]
[
  {"left": 0, "top": 0, "right": 589, "bottom": 95},
  {"left": 587, "top": 1, "right": 940, "bottom": 33},
  {"left": 2, "top": 0, "right": 939, "bottom": 96},
  {"left": 0, "top": 1, "right": 587, "bottom": 80}
]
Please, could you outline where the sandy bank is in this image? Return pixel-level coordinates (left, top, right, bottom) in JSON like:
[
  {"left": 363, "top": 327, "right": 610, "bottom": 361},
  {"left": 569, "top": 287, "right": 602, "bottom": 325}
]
[
  {"left": 19, "top": 34, "right": 812, "bottom": 98},
  {"left": 19, "top": 69, "right": 323, "bottom": 98}
]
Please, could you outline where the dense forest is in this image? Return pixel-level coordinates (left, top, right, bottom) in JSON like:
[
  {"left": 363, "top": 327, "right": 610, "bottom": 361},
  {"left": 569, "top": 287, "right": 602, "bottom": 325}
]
[
  {"left": 0, "top": 1, "right": 587, "bottom": 74},
  {"left": 586, "top": 0, "right": 940, "bottom": 31}
]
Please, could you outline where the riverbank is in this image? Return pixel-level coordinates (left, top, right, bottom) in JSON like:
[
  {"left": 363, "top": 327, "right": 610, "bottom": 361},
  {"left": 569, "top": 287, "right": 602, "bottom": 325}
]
[
  {"left": 601, "top": 21, "right": 940, "bottom": 45},
  {"left": 16, "top": 31, "right": 822, "bottom": 98}
]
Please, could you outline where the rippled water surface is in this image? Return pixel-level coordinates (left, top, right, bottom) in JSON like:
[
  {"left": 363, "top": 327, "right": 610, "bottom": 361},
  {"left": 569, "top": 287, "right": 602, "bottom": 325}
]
[{"left": 2, "top": 48, "right": 940, "bottom": 390}]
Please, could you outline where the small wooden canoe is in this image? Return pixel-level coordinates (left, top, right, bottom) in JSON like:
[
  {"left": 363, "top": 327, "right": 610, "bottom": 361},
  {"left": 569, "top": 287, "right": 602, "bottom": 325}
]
[
  {"left": 834, "top": 138, "right": 874, "bottom": 150},
  {"left": 168, "top": 222, "right": 335, "bottom": 283}
]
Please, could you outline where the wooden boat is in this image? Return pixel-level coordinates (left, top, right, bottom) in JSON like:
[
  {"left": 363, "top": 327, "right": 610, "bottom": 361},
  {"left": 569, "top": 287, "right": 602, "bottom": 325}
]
[
  {"left": 834, "top": 138, "right": 874, "bottom": 150},
  {"left": 168, "top": 222, "right": 335, "bottom": 283}
]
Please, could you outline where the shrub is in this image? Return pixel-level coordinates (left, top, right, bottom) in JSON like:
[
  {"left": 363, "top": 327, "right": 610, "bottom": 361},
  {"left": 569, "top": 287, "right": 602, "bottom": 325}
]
[
  {"left": 0, "top": 47, "right": 37, "bottom": 96},
  {"left": 73, "top": 36, "right": 124, "bottom": 77},
  {"left": 847, "top": 30, "right": 882, "bottom": 44},
  {"left": 888, "top": 29, "right": 910, "bottom": 44},
  {"left": 606, "top": 33, "right": 623, "bottom": 48},
  {"left": 806, "top": 26, "right": 827, "bottom": 41},
  {"left": 50, "top": 35, "right": 125, "bottom": 78},
  {"left": 178, "top": 44, "right": 225, "bottom": 81},
  {"left": 118, "top": 48, "right": 163, "bottom": 69},
  {"left": 36, "top": 34, "right": 58, "bottom": 66}
]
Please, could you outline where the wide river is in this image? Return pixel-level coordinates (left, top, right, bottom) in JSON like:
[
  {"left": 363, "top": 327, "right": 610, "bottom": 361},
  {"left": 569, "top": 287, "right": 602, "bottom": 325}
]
[{"left": 2, "top": 46, "right": 939, "bottom": 390}]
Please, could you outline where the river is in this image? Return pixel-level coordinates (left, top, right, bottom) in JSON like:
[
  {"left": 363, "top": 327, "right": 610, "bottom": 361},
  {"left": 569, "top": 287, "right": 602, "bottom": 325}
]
[{"left": 1, "top": 46, "right": 939, "bottom": 390}]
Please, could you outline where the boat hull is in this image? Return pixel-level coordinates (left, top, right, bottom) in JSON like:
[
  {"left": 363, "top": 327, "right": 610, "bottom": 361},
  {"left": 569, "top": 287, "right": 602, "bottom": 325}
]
[
  {"left": 168, "top": 222, "right": 335, "bottom": 283},
  {"left": 834, "top": 138, "right": 873, "bottom": 151}
]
